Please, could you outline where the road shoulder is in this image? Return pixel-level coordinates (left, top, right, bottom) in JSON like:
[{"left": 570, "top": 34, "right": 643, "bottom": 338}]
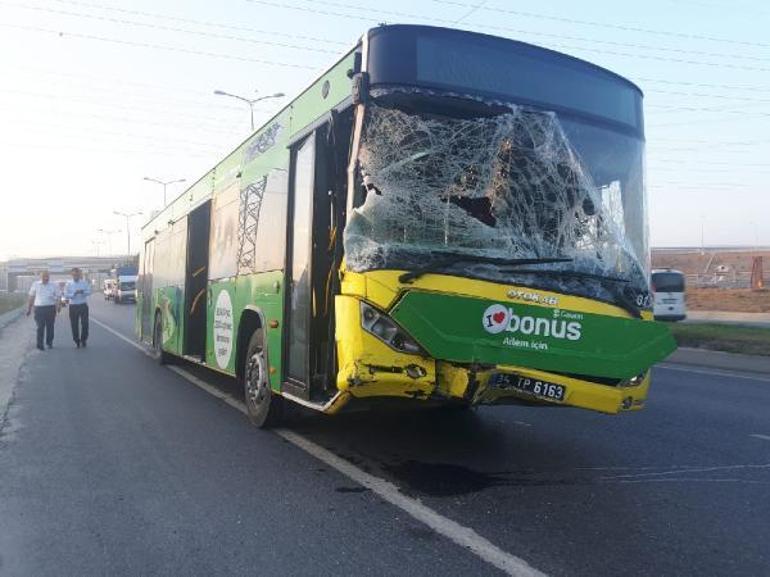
[
  {"left": 0, "top": 314, "right": 33, "bottom": 428},
  {"left": 664, "top": 346, "right": 770, "bottom": 375}
]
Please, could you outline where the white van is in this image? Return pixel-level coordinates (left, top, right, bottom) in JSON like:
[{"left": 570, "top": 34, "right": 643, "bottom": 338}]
[
  {"left": 114, "top": 275, "right": 138, "bottom": 304},
  {"left": 652, "top": 269, "right": 686, "bottom": 321}
]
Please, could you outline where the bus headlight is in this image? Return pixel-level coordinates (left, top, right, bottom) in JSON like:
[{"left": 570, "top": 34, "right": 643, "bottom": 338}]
[
  {"left": 620, "top": 372, "right": 647, "bottom": 387},
  {"left": 360, "top": 302, "right": 424, "bottom": 355}
]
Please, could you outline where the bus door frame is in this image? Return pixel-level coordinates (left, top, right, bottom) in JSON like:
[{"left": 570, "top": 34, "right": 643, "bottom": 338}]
[
  {"left": 140, "top": 236, "right": 155, "bottom": 343},
  {"left": 282, "top": 131, "right": 317, "bottom": 400},
  {"left": 183, "top": 200, "right": 212, "bottom": 360}
]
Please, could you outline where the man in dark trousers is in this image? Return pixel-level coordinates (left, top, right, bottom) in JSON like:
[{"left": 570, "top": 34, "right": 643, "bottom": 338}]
[
  {"left": 65, "top": 267, "right": 92, "bottom": 348},
  {"left": 26, "top": 270, "right": 61, "bottom": 350}
]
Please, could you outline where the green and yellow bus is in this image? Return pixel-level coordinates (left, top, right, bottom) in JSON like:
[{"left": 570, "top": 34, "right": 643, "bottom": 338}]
[{"left": 137, "top": 25, "right": 676, "bottom": 427}]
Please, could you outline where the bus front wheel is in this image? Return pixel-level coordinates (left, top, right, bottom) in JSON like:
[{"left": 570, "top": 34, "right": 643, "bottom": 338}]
[{"left": 243, "top": 331, "right": 282, "bottom": 428}]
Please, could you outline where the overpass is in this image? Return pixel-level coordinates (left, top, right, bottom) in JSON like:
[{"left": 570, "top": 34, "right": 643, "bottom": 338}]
[{"left": 0, "top": 255, "right": 137, "bottom": 292}]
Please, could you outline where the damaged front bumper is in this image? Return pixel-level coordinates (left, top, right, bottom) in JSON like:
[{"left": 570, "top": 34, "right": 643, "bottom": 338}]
[{"left": 334, "top": 295, "right": 650, "bottom": 415}]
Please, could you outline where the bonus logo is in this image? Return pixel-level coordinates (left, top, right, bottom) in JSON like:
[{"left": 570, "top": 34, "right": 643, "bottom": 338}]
[
  {"left": 482, "top": 304, "right": 510, "bottom": 334},
  {"left": 481, "top": 303, "right": 583, "bottom": 341}
]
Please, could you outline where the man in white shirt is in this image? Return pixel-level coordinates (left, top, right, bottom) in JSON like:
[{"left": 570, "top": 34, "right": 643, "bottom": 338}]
[
  {"left": 26, "top": 270, "right": 61, "bottom": 350},
  {"left": 65, "top": 267, "right": 92, "bottom": 348}
]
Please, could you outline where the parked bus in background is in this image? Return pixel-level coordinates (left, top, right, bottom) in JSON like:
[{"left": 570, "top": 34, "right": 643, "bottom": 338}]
[
  {"left": 652, "top": 269, "right": 687, "bottom": 321},
  {"left": 137, "top": 25, "right": 675, "bottom": 427}
]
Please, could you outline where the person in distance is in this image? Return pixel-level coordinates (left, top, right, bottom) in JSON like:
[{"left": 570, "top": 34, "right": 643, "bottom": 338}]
[
  {"left": 26, "top": 270, "right": 61, "bottom": 351},
  {"left": 65, "top": 267, "right": 92, "bottom": 348}
]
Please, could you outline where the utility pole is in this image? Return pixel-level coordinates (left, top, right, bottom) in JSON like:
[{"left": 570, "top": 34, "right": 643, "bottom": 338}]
[
  {"left": 143, "top": 176, "right": 186, "bottom": 206},
  {"left": 97, "top": 228, "right": 121, "bottom": 255},
  {"left": 213, "top": 89, "right": 285, "bottom": 131},
  {"left": 700, "top": 215, "right": 705, "bottom": 255},
  {"left": 113, "top": 211, "right": 142, "bottom": 255}
]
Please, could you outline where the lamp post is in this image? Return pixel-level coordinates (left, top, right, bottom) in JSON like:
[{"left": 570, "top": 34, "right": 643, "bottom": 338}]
[
  {"left": 143, "top": 176, "right": 186, "bottom": 206},
  {"left": 113, "top": 211, "right": 142, "bottom": 255},
  {"left": 97, "top": 228, "right": 121, "bottom": 255},
  {"left": 213, "top": 89, "right": 285, "bottom": 130}
]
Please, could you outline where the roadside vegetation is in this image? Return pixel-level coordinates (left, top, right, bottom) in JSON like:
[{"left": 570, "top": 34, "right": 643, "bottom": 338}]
[
  {"left": 687, "top": 288, "right": 770, "bottom": 313},
  {"left": 669, "top": 322, "right": 770, "bottom": 356},
  {"left": 0, "top": 292, "right": 25, "bottom": 315}
]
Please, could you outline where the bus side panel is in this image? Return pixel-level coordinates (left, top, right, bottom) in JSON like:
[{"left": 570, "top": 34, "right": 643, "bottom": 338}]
[
  {"left": 288, "top": 51, "right": 357, "bottom": 138},
  {"left": 235, "top": 271, "right": 285, "bottom": 391},
  {"left": 207, "top": 279, "right": 237, "bottom": 374}
]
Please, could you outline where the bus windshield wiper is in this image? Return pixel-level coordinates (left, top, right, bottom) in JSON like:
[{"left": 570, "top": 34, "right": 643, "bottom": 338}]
[{"left": 398, "top": 254, "right": 573, "bottom": 283}]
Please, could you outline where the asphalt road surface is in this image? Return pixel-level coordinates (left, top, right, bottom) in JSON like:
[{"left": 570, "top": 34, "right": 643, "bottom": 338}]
[{"left": 1, "top": 298, "right": 768, "bottom": 577}]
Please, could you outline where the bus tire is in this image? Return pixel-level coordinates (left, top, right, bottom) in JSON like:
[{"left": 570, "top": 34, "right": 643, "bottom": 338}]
[
  {"left": 152, "top": 313, "right": 169, "bottom": 365},
  {"left": 243, "top": 331, "right": 282, "bottom": 428}
]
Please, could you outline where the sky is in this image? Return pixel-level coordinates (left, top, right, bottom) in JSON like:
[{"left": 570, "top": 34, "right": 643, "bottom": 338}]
[{"left": 0, "top": 0, "right": 768, "bottom": 260}]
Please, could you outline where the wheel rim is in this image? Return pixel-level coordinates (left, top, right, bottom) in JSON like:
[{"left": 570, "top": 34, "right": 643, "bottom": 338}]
[{"left": 246, "top": 349, "right": 268, "bottom": 409}]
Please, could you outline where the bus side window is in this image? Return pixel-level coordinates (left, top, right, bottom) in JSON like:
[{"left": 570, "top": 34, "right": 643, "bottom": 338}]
[{"left": 237, "top": 169, "right": 289, "bottom": 275}]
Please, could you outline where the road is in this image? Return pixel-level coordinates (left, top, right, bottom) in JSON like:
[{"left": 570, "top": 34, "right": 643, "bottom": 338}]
[{"left": 1, "top": 298, "right": 768, "bottom": 577}]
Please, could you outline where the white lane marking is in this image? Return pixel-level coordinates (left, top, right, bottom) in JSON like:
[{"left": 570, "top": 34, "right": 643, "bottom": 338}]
[
  {"left": 91, "top": 317, "right": 152, "bottom": 357},
  {"left": 167, "top": 366, "right": 230, "bottom": 401},
  {"left": 92, "top": 316, "right": 546, "bottom": 577},
  {"left": 750, "top": 434, "right": 770, "bottom": 442},
  {"left": 655, "top": 363, "right": 770, "bottom": 383},
  {"left": 275, "top": 428, "right": 546, "bottom": 577},
  {"left": 601, "top": 463, "right": 770, "bottom": 480}
]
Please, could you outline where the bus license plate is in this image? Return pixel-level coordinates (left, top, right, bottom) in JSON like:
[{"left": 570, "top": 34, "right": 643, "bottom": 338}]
[{"left": 489, "top": 373, "right": 566, "bottom": 402}]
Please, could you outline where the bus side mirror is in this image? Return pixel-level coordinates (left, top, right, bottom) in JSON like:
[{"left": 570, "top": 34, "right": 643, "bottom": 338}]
[{"left": 352, "top": 72, "right": 370, "bottom": 105}]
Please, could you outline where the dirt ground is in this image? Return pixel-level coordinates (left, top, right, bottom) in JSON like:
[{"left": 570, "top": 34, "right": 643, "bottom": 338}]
[{"left": 686, "top": 287, "right": 770, "bottom": 312}]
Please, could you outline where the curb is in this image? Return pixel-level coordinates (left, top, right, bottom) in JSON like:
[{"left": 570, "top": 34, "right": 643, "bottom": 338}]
[
  {"left": 0, "top": 306, "right": 25, "bottom": 331},
  {"left": 684, "top": 311, "right": 770, "bottom": 328},
  {"left": 663, "top": 346, "right": 770, "bottom": 376}
]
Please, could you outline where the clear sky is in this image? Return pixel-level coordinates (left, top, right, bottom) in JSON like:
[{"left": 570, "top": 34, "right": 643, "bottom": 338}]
[{"left": 0, "top": 0, "right": 768, "bottom": 260}]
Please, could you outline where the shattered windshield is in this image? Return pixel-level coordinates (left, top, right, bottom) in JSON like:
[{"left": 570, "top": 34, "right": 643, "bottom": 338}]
[{"left": 344, "top": 100, "right": 649, "bottom": 307}]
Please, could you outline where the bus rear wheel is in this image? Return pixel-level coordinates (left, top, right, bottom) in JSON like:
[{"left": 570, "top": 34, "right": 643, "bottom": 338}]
[{"left": 243, "top": 331, "right": 282, "bottom": 428}]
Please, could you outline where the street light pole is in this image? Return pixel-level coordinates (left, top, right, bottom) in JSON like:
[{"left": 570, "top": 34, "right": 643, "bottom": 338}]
[
  {"left": 97, "top": 228, "right": 121, "bottom": 255},
  {"left": 143, "top": 177, "right": 186, "bottom": 206},
  {"left": 213, "top": 89, "right": 285, "bottom": 131},
  {"left": 113, "top": 211, "right": 142, "bottom": 255}
]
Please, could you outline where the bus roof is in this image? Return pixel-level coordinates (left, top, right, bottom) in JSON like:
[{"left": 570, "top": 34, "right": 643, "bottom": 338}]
[
  {"left": 366, "top": 25, "right": 643, "bottom": 132},
  {"left": 367, "top": 25, "right": 643, "bottom": 97}
]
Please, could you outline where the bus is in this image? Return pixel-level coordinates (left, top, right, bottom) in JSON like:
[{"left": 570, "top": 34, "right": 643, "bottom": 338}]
[
  {"left": 137, "top": 25, "right": 676, "bottom": 427},
  {"left": 652, "top": 269, "right": 687, "bottom": 321}
]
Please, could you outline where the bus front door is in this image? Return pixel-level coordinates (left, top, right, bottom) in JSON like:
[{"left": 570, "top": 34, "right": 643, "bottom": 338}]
[{"left": 284, "top": 133, "right": 316, "bottom": 400}]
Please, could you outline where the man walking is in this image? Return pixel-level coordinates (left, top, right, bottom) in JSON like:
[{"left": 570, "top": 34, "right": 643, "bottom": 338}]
[
  {"left": 26, "top": 270, "right": 60, "bottom": 350},
  {"left": 65, "top": 267, "right": 91, "bottom": 348}
]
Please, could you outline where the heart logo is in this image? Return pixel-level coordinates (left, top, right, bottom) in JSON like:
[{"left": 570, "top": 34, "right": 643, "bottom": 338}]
[{"left": 482, "top": 304, "right": 509, "bottom": 334}]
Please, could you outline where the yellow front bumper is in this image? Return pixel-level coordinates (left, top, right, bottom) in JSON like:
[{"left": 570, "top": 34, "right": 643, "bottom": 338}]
[{"left": 334, "top": 295, "right": 649, "bottom": 415}]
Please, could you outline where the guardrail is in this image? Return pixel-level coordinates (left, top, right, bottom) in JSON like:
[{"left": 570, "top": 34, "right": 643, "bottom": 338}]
[{"left": 685, "top": 272, "right": 753, "bottom": 289}]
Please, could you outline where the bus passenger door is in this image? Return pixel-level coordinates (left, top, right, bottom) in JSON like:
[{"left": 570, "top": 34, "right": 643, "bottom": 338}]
[
  {"left": 284, "top": 133, "right": 316, "bottom": 399},
  {"left": 184, "top": 200, "right": 211, "bottom": 360}
]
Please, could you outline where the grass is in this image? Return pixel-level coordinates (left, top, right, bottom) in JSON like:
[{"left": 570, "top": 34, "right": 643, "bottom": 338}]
[
  {"left": 0, "top": 293, "right": 26, "bottom": 315},
  {"left": 669, "top": 322, "right": 770, "bottom": 356}
]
